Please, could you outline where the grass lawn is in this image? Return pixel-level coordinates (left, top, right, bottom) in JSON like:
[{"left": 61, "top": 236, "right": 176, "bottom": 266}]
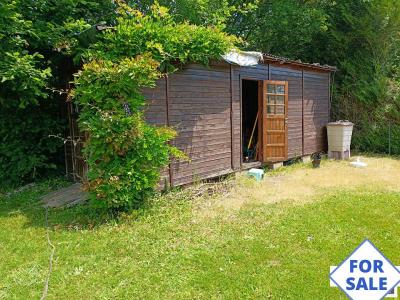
[{"left": 1, "top": 156, "right": 400, "bottom": 299}]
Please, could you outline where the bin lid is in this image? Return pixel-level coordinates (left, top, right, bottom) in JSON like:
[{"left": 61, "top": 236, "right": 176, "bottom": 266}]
[{"left": 327, "top": 120, "right": 354, "bottom": 126}]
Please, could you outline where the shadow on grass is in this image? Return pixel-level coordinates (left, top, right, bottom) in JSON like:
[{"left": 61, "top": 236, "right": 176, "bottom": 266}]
[
  {"left": 0, "top": 178, "right": 122, "bottom": 230},
  {"left": 0, "top": 177, "right": 192, "bottom": 231}
]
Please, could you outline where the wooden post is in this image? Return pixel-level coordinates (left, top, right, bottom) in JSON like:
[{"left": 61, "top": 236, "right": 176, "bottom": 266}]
[
  {"left": 268, "top": 63, "right": 271, "bottom": 80},
  {"left": 165, "top": 75, "right": 173, "bottom": 187},
  {"left": 301, "top": 69, "right": 305, "bottom": 156},
  {"left": 239, "top": 74, "right": 243, "bottom": 169},
  {"left": 230, "top": 65, "right": 234, "bottom": 170}
]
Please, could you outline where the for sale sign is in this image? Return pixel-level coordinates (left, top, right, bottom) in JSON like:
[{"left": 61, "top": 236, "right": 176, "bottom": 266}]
[{"left": 330, "top": 240, "right": 400, "bottom": 300}]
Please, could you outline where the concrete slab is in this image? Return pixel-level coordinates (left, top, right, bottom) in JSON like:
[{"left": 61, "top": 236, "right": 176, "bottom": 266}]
[{"left": 268, "top": 162, "right": 283, "bottom": 170}]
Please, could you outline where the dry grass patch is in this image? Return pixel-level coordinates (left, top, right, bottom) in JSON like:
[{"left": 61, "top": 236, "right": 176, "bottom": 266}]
[{"left": 205, "top": 156, "right": 400, "bottom": 212}]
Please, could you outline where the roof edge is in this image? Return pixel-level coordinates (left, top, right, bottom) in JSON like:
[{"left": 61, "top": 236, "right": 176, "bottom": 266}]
[{"left": 262, "top": 53, "right": 337, "bottom": 72}]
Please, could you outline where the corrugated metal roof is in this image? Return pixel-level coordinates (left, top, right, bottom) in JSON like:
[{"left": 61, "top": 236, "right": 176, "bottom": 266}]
[{"left": 222, "top": 50, "right": 263, "bottom": 66}]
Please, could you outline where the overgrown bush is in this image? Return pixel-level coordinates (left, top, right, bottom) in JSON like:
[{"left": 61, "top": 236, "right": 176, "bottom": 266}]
[{"left": 72, "top": 4, "right": 238, "bottom": 209}]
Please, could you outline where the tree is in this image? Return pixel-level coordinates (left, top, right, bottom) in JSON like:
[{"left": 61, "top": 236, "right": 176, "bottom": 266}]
[
  {"left": 321, "top": 0, "right": 400, "bottom": 153},
  {"left": 129, "top": 0, "right": 254, "bottom": 28},
  {"left": 227, "top": 0, "right": 328, "bottom": 59}
]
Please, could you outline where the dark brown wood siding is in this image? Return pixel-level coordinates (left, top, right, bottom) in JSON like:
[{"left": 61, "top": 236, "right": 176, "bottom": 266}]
[
  {"left": 169, "top": 63, "right": 233, "bottom": 185},
  {"left": 143, "top": 77, "right": 168, "bottom": 126},
  {"left": 303, "top": 71, "right": 330, "bottom": 155},
  {"left": 144, "top": 64, "right": 234, "bottom": 186},
  {"left": 143, "top": 62, "right": 331, "bottom": 186},
  {"left": 142, "top": 77, "right": 170, "bottom": 187},
  {"left": 234, "top": 64, "right": 329, "bottom": 161}
]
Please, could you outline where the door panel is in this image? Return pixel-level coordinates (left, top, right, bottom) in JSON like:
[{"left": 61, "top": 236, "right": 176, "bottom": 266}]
[{"left": 262, "top": 80, "right": 288, "bottom": 162}]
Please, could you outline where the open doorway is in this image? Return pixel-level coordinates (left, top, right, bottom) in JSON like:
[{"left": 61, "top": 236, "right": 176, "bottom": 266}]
[{"left": 242, "top": 80, "right": 260, "bottom": 163}]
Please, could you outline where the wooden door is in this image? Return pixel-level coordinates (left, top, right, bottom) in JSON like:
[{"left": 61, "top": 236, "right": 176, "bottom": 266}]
[{"left": 262, "top": 80, "right": 288, "bottom": 162}]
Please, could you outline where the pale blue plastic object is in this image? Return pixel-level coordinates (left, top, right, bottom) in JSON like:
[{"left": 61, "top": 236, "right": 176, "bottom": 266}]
[{"left": 248, "top": 168, "right": 264, "bottom": 181}]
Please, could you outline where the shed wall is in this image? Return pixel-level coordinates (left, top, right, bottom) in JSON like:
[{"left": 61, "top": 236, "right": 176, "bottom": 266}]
[
  {"left": 144, "top": 63, "right": 233, "bottom": 186},
  {"left": 303, "top": 71, "right": 330, "bottom": 154},
  {"left": 142, "top": 77, "right": 171, "bottom": 186},
  {"left": 144, "top": 62, "right": 331, "bottom": 187},
  {"left": 232, "top": 64, "right": 307, "bottom": 160}
]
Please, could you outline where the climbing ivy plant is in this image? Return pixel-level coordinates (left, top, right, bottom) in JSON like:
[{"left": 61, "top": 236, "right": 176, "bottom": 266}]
[{"left": 72, "top": 3, "right": 238, "bottom": 209}]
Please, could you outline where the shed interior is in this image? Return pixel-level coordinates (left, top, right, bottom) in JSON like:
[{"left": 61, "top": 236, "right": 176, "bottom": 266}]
[{"left": 241, "top": 80, "right": 259, "bottom": 163}]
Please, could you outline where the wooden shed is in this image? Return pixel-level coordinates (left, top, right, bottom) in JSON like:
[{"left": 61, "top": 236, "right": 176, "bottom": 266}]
[{"left": 66, "top": 52, "right": 336, "bottom": 186}]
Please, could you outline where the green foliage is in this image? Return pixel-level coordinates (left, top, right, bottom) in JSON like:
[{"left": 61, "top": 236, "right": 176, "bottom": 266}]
[
  {"left": 129, "top": 0, "right": 257, "bottom": 28},
  {"left": 229, "top": 0, "right": 328, "bottom": 59},
  {"left": 73, "top": 57, "right": 173, "bottom": 208},
  {"left": 325, "top": 0, "right": 400, "bottom": 154},
  {"left": 0, "top": 52, "right": 51, "bottom": 108},
  {"left": 0, "top": 0, "right": 118, "bottom": 187},
  {"left": 0, "top": 106, "right": 63, "bottom": 187},
  {"left": 72, "top": 4, "right": 237, "bottom": 208},
  {"left": 0, "top": 1, "right": 61, "bottom": 187},
  {"left": 89, "top": 4, "right": 238, "bottom": 69},
  {"left": 0, "top": 0, "right": 51, "bottom": 108}
]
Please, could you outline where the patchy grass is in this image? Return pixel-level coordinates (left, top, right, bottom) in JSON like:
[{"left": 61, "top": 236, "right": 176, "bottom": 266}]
[
  {"left": 208, "top": 155, "right": 400, "bottom": 211},
  {"left": 0, "top": 156, "right": 400, "bottom": 299}
]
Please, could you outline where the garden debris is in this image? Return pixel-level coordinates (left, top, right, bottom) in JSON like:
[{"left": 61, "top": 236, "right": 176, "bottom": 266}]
[{"left": 190, "top": 180, "right": 234, "bottom": 199}]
